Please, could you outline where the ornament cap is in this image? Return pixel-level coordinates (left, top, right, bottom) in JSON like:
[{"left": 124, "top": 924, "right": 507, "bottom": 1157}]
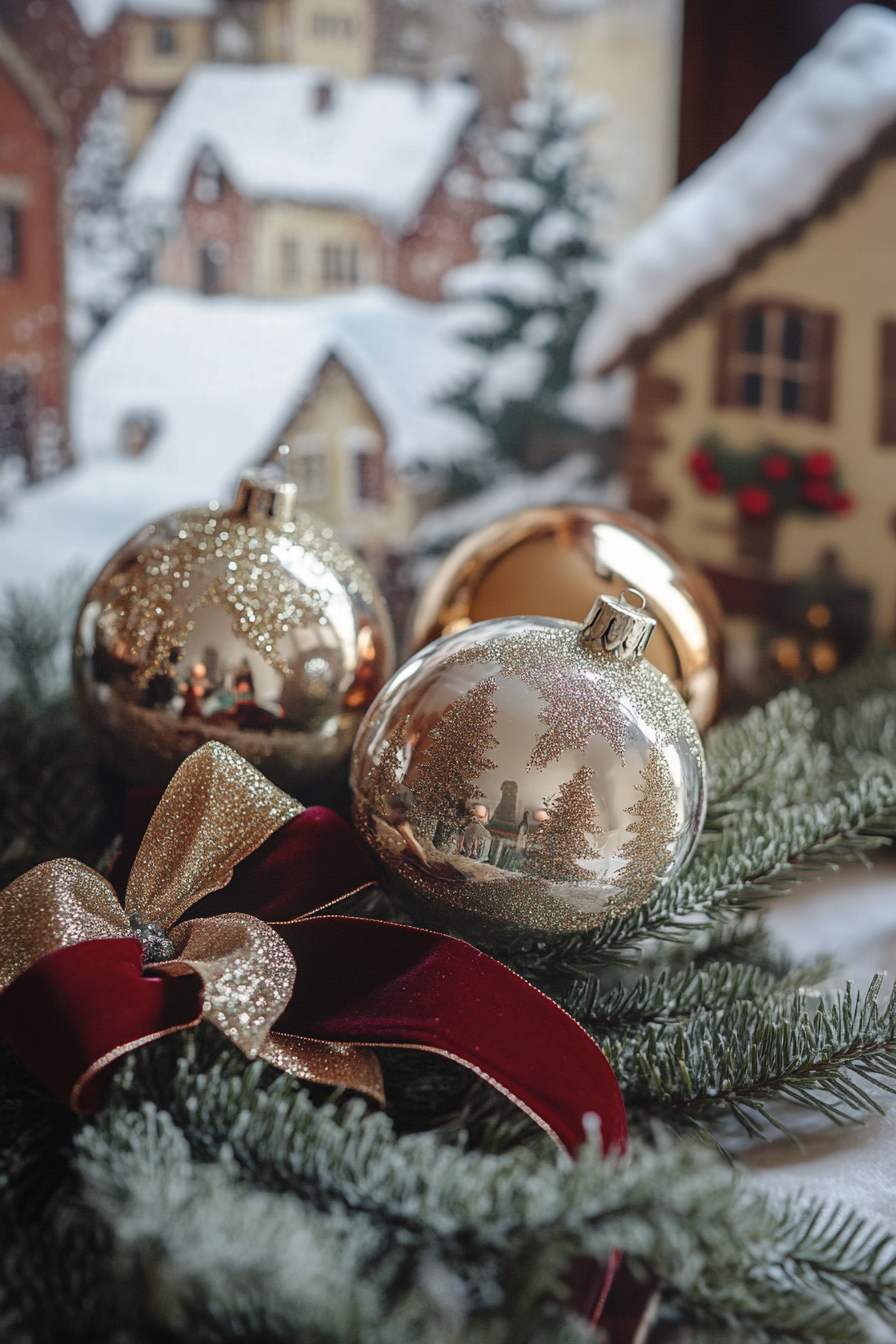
[
  {"left": 233, "top": 467, "right": 299, "bottom": 524},
  {"left": 580, "top": 589, "right": 656, "bottom": 662}
]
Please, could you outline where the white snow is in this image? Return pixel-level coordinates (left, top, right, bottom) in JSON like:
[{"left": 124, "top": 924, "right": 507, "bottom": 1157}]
[
  {"left": 444, "top": 256, "right": 560, "bottom": 307},
  {"left": 0, "top": 286, "right": 485, "bottom": 591},
  {"left": 575, "top": 4, "right": 896, "bottom": 374},
  {"left": 411, "top": 452, "right": 626, "bottom": 552},
  {"left": 70, "top": 0, "right": 214, "bottom": 38},
  {"left": 124, "top": 65, "right": 479, "bottom": 235}
]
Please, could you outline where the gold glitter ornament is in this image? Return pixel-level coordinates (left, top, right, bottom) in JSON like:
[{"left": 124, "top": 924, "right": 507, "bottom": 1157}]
[
  {"left": 407, "top": 505, "right": 724, "bottom": 732},
  {"left": 74, "top": 471, "right": 395, "bottom": 795},
  {"left": 351, "top": 593, "right": 706, "bottom": 933}
]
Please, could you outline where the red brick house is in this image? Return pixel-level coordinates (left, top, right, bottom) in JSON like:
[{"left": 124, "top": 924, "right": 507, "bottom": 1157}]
[{"left": 0, "top": 26, "right": 68, "bottom": 481}]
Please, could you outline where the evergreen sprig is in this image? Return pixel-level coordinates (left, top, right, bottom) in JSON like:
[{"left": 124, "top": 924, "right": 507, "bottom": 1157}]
[{"left": 5, "top": 590, "right": 896, "bottom": 1338}]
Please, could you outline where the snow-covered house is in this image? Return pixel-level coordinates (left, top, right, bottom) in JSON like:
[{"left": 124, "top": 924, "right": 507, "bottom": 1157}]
[
  {"left": 576, "top": 4, "right": 896, "bottom": 643},
  {"left": 124, "top": 64, "right": 484, "bottom": 303},
  {"left": 69, "top": 0, "right": 217, "bottom": 155},
  {"left": 0, "top": 284, "right": 484, "bottom": 589}
]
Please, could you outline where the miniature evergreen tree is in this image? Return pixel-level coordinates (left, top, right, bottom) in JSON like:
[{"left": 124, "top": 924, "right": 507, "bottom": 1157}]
[
  {"left": 367, "top": 717, "right": 409, "bottom": 805},
  {"left": 617, "top": 748, "right": 678, "bottom": 905},
  {"left": 66, "top": 88, "right": 153, "bottom": 348},
  {"left": 526, "top": 764, "right": 600, "bottom": 882},
  {"left": 445, "top": 54, "right": 606, "bottom": 470},
  {"left": 410, "top": 678, "right": 498, "bottom": 840}
]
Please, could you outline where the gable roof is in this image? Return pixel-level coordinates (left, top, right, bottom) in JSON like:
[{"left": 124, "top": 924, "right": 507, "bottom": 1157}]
[
  {"left": 0, "top": 24, "right": 66, "bottom": 140},
  {"left": 69, "top": 0, "right": 214, "bottom": 38},
  {"left": 124, "top": 64, "right": 480, "bottom": 234},
  {"left": 0, "top": 286, "right": 485, "bottom": 590},
  {"left": 575, "top": 4, "right": 896, "bottom": 376}
]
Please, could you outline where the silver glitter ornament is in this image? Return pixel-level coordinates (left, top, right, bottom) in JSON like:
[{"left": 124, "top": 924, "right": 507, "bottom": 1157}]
[
  {"left": 351, "top": 593, "right": 706, "bottom": 933},
  {"left": 74, "top": 470, "right": 395, "bottom": 796}
]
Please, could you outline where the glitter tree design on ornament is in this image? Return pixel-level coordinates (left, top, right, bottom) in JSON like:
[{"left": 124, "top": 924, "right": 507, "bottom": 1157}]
[
  {"left": 368, "top": 717, "right": 410, "bottom": 807},
  {"left": 445, "top": 632, "right": 628, "bottom": 767},
  {"left": 617, "top": 748, "right": 678, "bottom": 905},
  {"left": 525, "top": 766, "right": 601, "bottom": 883},
  {"left": 410, "top": 678, "right": 499, "bottom": 844}
]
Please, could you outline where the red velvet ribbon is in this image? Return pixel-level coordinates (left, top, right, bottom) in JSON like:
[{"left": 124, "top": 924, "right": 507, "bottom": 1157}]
[{"left": 0, "top": 792, "right": 633, "bottom": 1331}]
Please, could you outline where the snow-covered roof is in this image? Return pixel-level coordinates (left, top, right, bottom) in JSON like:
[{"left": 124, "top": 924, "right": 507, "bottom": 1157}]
[
  {"left": 70, "top": 0, "right": 214, "bottom": 38},
  {"left": 575, "top": 4, "right": 896, "bottom": 375},
  {"left": 125, "top": 65, "right": 479, "bottom": 234},
  {"left": 0, "top": 286, "right": 484, "bottom": 590}
]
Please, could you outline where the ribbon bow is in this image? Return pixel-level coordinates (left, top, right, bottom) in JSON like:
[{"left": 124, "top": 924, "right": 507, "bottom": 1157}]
[{"left": 0, "top": 742, "right": 627, "bottom": 1160}]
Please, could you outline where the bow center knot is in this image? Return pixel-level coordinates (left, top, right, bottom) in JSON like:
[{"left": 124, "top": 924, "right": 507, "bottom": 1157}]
[{"left": 128, "top": 911, "right": 176, "bottom": 964}]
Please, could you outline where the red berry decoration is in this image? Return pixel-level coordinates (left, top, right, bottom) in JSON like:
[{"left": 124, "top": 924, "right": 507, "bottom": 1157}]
[
  {"left": 803, "top": 479, "right": 834, "bottom": 507},
  {"left": 737, "top": 485, "right": 774, "bottom": 518},
  {"left": 804, "top": 450, "right": 835, "bottom": 478},
  {"left": 832, "top": 492, "right": 853, "bottom": 514}
]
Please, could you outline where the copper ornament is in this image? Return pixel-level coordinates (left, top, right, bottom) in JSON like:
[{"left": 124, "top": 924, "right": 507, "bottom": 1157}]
[
  {"left": 351, "top": 594, "right": 706, "bottom": 934},
  {"left": 74, "top": 471, "right": 395, "bottom": 795},
  {"left": 408, "top": 505, "right": 724, "bottom": 731}
]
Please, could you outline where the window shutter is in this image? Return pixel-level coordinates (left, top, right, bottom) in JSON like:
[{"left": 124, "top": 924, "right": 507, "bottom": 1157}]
[
  {"left": 879, "top": 321, "right": 896, "bottom": 446},
  {"left": 714, "top": 309, "right": 741, "bottom": 407},
  {"left": 809, "top": 311, "right": 836, "bottom": 423}
]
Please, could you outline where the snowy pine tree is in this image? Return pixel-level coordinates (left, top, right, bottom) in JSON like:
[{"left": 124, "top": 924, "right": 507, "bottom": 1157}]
[
  {"left": 66, "top": 89, "right": 153, "bottom": 348},
  {"left": 410, "top": 678, "right": 498, "bottom": 842},
  {"left": 617, "top": 748, "right": 678, "bottom": 906},
  {"left": 526, "top": 764, "right": 600, "bottom": 883},
  {"left": 445, "top": 54, "right": 606, "bottom": 471}
]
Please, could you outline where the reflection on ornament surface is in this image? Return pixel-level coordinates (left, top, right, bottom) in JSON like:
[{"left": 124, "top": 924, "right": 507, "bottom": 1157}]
[
  {"left": 408, "top": 505, "right": 724, "bottom": 731},
  {"left": 352, "top": 600, "right": 706, "bottom": 934},
  {"left": 74, "top": 472, "right": 395, "bottom": 795}
]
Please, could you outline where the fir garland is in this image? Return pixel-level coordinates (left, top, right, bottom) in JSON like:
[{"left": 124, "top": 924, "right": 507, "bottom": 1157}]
[{"left": 5, "top": 590, "right": 896, "bottom": 1341}]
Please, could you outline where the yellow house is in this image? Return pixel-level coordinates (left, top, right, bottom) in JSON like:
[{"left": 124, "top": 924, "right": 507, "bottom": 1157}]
[
  {"left": 257, "top": 0, "right": 375, "bottom": 77},
  {"left": 576, "top": 4, "right": 896, "bottom": 647}
]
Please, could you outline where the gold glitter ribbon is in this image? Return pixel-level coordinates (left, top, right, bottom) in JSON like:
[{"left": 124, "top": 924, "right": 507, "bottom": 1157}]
[{"left": 0, "top": 742, "right": 384, "bottom": 1106}]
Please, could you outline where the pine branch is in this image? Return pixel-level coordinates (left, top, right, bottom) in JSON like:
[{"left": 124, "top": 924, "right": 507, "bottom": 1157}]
[
  {"left": 603, "top": 977, "right": 896, "bottom": 1140},
  {"left": 561, "top": 959, "right": 830, "bottom": 1033}
]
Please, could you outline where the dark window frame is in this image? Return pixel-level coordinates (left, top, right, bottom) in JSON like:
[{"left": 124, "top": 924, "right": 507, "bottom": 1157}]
[
  {"left": 0, "top": 205, "right": 22, "bottom": 278},
  {"left": 715, "top": 300, "right": 836, "bottom": 423},
  {"left": 153, "top": 22, "right": 177, "bottom": 54}
]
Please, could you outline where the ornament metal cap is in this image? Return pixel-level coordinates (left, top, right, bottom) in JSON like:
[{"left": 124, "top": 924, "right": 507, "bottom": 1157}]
[
  {"left": 233, "top": 454, "right": 298, "bottom": 524},
  {"left": 580, "top": 589, "right": 656, "bottom": 662}
]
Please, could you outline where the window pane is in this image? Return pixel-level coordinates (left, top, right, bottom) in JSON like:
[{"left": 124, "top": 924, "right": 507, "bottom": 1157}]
[
  {"left": 742, "top": 372, "right": 763, "bottom": 406},
  {"left": 780, "top": 378, "right": 800, "bottom": 413},
  {"left": 0, "top": 207, "right": 20, "bottom": 276},
  {"left": 782, "top": 314, "right": 803, "bottom": 362},
  {"left": 154, "top": 23, "right": 175, "bottom": 53},
  {"left": 743, "top": 309, "right": 764, "bottom": 354}
]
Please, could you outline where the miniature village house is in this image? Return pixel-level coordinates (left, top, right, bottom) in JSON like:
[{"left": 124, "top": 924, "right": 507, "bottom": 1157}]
[
  {"left": 123, "top": 63, "right": 483, "bottom": 303},
  {"left": 0, "top": 26, "right": 67, "bottom": 481},
  {"left": 576, "top": 5, "right": 896, "bottom": 657},
  {"left": 65, "top": 284, "right": 482, "bottom": 574}
]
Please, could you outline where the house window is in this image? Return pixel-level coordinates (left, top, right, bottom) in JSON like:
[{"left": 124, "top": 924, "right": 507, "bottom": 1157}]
[
  {"left": 715, "top": 302, "right": 836, "bottom": 422},
  {"left": 280, "top": 237, "right": 301, "bottom": 285},
  {"left": 322, "top": 242, "right": 359, "bottom": 287},
  {"left": 291, "top": 433, "right": 328, "bottom": 501},
  {"left": 312, "top": 11, "right": 357, "bottom": 40},
  {"left": 0, "top": 206, "right": 21, "bottom": 277},
  {"left": 153, "top": 23, "right": 176, "bottom": 54},
  {"left": 0, "top": 368, "right": 31, "bottom": 466},
  {"left": 198, "top": 242, "right": 227, "bottom": 294},
  {"left": 879, "top": 321, "right": 896, "bottom": 445},
  {"left": 193, "top": 150, "right": 222, "bottom": 204},
  {"left": 346, "top": 426, "right": 386, "bottom": 505}
]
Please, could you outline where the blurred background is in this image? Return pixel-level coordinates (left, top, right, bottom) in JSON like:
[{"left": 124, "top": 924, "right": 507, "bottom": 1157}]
[{"left": 2, "top": 0, "right": 896, "bottom": 709}]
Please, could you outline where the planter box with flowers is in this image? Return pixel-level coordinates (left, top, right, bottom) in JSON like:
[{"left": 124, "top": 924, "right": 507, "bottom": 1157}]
[{"left": 688, "top": 432, "right": 853, "bottom": 569}]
